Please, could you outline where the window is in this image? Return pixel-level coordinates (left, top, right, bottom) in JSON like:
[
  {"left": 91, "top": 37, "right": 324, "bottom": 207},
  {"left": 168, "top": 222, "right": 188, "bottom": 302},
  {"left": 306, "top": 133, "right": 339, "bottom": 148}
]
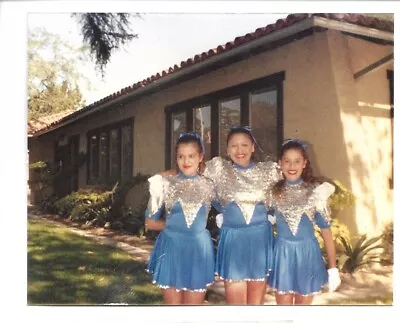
[
  {"left": 193, "top": 105, "right": 211, "bottom": 161},
  {"left": 99, "top": 131, "right": 108, "bottom": 183},
  {"left": 87, "top": 118, "right": 133, "bottom": 185},
  {"left": 165, "top": 72, "right": 284, "bottom": 167},
  {"left": 250, "top": 88, "right": 278, "bottom": 160},
  {"left": 89, "top": 133, "right": 99, "bottom": 182},
  {"left": 121, "top": 123, "right": 133, "bottom": 180},
  {"left": 170, "top": 111, "right": 187, "bottom": 165},
  {"left": 219, "top": 97, "right": 241, "bottom": 156}
]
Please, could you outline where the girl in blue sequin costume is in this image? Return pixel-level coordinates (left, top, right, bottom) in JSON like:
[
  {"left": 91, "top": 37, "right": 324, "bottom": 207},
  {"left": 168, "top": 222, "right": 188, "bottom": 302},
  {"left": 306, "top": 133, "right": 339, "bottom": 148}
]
[
  {"left": 145, "top": 133, "right": 216, "bottom": 304},
  {"left": 268, "top": 139, "right": 341, "bottom": 305},
  {"left": 203, "top": 127, "right": 281, "bottom": 304}
]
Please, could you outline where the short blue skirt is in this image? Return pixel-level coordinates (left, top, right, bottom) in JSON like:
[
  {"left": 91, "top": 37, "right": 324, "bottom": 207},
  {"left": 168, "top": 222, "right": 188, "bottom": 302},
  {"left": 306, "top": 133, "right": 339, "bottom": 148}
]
[
  {"left": 146, "top": 228, "right": 215, "bottom": 292},
  {"left": 268, "top": 236, "right": 328, "bottom": 296},
  {"left": 216, "top": 221, "right": 274, "bottom": 281}
]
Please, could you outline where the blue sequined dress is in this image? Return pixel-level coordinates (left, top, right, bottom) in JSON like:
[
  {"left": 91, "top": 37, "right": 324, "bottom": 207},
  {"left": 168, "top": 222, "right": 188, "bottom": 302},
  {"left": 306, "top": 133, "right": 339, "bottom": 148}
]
[
  {"left": 268, "top": 179, "right": 333, "bottom": 296},
  {"left": 145, "top": 172, "right": 216, "bottom": 292},
  {"left": 204, "top": 157, "right": 280, "bottom": 281}
]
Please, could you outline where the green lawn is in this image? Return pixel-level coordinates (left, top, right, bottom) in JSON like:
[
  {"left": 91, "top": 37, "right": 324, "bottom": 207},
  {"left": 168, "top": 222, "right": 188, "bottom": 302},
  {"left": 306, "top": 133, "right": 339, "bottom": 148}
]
[{"left": 28, "top": 217, "right": 163, "bottom": 305}]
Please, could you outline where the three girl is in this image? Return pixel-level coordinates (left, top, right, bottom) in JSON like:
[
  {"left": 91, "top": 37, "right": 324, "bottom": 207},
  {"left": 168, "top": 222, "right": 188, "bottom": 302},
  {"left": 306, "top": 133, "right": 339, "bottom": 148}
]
[
  {"left": 145, "top": 128, "right": 341, "bottom": 305},
  {"left": 268, "top": 139, "right": 341, "bottom": 305}
]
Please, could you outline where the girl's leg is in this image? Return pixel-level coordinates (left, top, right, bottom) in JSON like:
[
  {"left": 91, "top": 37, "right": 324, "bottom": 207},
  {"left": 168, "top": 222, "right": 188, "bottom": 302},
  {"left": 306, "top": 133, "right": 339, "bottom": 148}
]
[
  {"left": 275, "top": 292, "right": 295, "bottom": 305},
  {"left": 182, "top": 290, "right": 206, "bottom": 304},
  {"left": 294, "top": 294, "right": 314, "bottom": 305},
  {"left": 247, "top": 280, "right": 267, "bottom": 304},
  {"left": 224, "top": 281, "right": 247, "bottom": 304},
  {"left": 163, "top": 288, "right": 183, "bottom": 304}
]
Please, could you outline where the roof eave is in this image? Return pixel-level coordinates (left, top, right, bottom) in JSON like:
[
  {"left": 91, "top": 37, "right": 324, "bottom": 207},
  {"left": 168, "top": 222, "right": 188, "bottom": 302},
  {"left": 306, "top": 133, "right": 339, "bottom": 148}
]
[{"left": 313, "top": 15, "right": 394, "bottom": 42}]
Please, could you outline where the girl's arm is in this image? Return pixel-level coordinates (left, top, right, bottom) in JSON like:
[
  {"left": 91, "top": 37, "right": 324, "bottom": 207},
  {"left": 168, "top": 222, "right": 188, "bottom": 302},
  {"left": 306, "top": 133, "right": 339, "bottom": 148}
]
[
  {"left": 320, "top": 227, "right": 336, "bottom": 268},
  {"left": 159, "top": 169, "right": 177, "bottom": 176},
  {"left": 312, "top": 182, "right": 340, "bottom": 291},
  {"left": 145, "top": 217, "right": 165, "bottom": 231}
]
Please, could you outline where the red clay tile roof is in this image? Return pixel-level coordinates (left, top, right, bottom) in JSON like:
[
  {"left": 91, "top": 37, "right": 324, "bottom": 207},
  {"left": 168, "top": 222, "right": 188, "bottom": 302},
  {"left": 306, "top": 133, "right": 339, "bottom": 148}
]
[
  {"left": 28, "top": 110, "right": 77, "bottom": 135},
  {"left": 31, "top": 13, "right": 393, "bottom": 136}
]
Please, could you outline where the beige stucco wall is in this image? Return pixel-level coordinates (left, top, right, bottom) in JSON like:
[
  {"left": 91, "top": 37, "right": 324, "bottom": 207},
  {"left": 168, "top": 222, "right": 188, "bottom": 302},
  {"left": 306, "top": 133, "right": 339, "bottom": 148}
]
[
  {"left": 327, "top": 31, "right": 393, "bottom": 235},
  {"left": 30, "top": 29, "right": 393, "bottom": 236}
]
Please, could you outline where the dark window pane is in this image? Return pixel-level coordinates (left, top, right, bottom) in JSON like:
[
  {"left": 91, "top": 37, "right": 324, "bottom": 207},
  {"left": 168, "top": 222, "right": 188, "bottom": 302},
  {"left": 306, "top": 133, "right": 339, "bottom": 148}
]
[
  {"left": 99, "top": 132, "right": 108, "bottom": 183},
  {"left": 121, "top": 123, "right": 133, "bottom": 181},
  {"left": 171, "top": 111, "right": 186, "bottom": 166},
  {"left": 193, "top": 105, "right": 211, "bottom": 161},
  {"left": 89, "top": 134, "right": 99, "bottom": 184},
  {"left": 250, "top": 88, "right": 278, "bottom": 161},
  {"left": 219, "top": 97, "right": 241, "bottom": 156},
  {"left": 109, "top": 128, "right": 120, "bottom": 183}
]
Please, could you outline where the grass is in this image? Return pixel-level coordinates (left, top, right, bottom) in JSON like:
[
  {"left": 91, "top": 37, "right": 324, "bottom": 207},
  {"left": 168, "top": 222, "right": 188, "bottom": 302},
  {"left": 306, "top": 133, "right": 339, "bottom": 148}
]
[{"left": 28, "top": 216, "right": 163, "bottom": 305}]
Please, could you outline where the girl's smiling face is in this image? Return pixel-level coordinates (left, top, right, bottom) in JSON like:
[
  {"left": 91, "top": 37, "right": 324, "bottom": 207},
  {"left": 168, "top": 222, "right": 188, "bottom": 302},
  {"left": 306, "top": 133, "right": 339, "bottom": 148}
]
[
  {"left": 227, "top": 133, "right": 255, "bottom": 167},
  {"left": 279, "top": 148, "right": 307, "bottom": 182},
  {"left": 176, "top": 142, "right": 203, "bottom": 176}
]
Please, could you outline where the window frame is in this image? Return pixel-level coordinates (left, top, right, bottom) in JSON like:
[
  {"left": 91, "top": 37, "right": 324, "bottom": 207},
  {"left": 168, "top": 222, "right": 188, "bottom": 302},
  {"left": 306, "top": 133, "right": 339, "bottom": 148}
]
[
  {"left": 87, "top": 117, "right": 134, "bottom": 186},
  {"left": 164, "top": 71, "right": 285, "bottom": 168}
]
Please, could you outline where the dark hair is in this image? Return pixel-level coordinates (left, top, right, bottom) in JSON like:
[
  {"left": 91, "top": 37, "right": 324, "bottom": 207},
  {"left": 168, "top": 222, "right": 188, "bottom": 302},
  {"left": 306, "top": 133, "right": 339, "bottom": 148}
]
[
  {"left": 226, "top": 127, "right": 258, "bottom": 162},
  {"left": 175, "top": 133, "right": 206, "bottom": 174},
  {"left": 272, "top": 140, "right": 321, "bottom": 199}
]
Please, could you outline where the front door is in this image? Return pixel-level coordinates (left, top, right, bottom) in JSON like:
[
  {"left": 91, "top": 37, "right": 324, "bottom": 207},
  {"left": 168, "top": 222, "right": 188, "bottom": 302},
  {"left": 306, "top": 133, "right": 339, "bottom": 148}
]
[{"left": 54, "top": 135, "right": 80, "bottom": 198}]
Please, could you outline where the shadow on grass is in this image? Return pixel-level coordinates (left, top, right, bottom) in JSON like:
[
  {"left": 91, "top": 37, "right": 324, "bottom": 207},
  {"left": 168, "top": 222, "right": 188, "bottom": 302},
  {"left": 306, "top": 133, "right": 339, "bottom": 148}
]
[{"left": 28, "top": 217, "right": 163, "bottom": 305}]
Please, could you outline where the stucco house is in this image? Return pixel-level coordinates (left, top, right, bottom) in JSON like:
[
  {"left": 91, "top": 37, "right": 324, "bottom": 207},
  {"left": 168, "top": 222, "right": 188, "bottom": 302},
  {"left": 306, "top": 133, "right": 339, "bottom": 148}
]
[{"left": 28, "top": 13, "right": 394, "bottom": 236}]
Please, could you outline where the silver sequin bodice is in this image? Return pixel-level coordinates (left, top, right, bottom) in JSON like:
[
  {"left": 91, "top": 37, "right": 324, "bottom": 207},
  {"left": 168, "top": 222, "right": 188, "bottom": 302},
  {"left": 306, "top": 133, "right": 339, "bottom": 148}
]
[
  {"left": 161, "top": 175, "right": 215, "bottom": 228},
  {"left": 204, "top": 157, "right": 280, "bottom": 224},
  {"left": 273, "top": 181, "right": 330, "bottom": 236}
]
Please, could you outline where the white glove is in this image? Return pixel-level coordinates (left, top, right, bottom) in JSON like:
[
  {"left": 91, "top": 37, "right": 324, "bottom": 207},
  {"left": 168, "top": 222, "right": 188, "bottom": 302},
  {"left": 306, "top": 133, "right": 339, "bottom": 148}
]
[
  {"left": 267, "top": 214, "right": 276, "bottom": 225},
  {"left": 216, "top": 213, "right": 223, "bottom": 228},
  {"left": 327, "top": 267, "right": 341, "bottom": 292}
]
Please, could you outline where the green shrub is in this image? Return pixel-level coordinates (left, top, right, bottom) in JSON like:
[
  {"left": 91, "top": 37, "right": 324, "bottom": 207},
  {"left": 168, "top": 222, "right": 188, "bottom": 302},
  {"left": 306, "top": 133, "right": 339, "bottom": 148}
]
[
  {"left": 315, "top": 218, "right": 351, "bottom": 252},
  {"left": 53, "top": 189, "right": 112, "bottom": 222},
  {"left": 338, "top": 234, "right": 384, "bottom": 273},
  {"left": 53, "top": 192, "right": 80, "bottom": 217},
  {"left": 29, "top": 154, "right": 86, "bottom": 198},
  {"left": 118, "top": 203, "right": 147, "bottom": 235},
  {"left": 381, "top": 221, "right": 393, "bottom": 264},
  {"left": 45, "top": 173, "right": 152, "bottom": 236},
  {"left": 109, "top": 173, "right": 150, "bottom": 221},
  {"left": 327, "top": 179, "right": 356, "bottom": 214},
  {"left": 39, "top": 195, "right": 58, "bottom": 214}
]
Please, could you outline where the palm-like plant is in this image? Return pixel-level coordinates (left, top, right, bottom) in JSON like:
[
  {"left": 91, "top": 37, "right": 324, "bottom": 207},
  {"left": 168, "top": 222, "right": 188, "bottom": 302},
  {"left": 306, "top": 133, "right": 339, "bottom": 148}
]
[{"left": 338, "top": 234, "right": 384, "bottom": 273}]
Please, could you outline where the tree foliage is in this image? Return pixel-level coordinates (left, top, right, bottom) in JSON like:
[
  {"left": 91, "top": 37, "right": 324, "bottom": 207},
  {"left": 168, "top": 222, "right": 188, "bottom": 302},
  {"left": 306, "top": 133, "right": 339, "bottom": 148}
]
[
  {"left": 72, "top": 13, "right": 139, "bottom": 76},
  {"left": 28, "top": 28, "right": 88, "bottom": 120},
  {"left": 363, "top": 13, "right": 394, "bottom": 22}
]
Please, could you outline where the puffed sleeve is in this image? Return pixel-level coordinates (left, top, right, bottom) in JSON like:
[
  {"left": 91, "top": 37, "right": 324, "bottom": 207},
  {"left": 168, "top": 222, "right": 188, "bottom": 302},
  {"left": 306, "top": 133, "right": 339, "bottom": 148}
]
[
  {"left": 204, "top": 156, "right": 224, "bottom": 182},
  {"left": 311, "top": 182, "right": 335, "bottom": 226},
  {"left": 145, "top": 174, "right": 166, "bottom": 220},
  {"left": 314, "top": 212, "right": 331, "bottom": 228}
]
